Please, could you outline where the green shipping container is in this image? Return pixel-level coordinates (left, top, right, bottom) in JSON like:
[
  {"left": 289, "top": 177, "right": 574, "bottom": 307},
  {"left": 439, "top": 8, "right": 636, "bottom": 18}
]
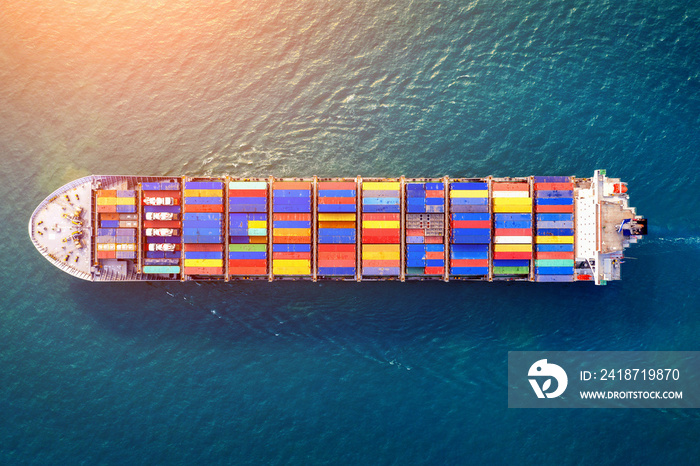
[
  {"left": 406, "top": 267, "right": 424, "bottom": 275},
  {"left": 534, "top": 259, "right": 575, "bottom": 267},
  {"left": 493, "top": 266, "right": 529, "bottom": 275},
  {"left": 247, "top": 228, "right": 267, "bottom": 236},
  {"left": 143, "top": 265, "right": 181, "bottom": 274},
  {"left": 229, "top": 244, "right": 267, "bottom": 252}
]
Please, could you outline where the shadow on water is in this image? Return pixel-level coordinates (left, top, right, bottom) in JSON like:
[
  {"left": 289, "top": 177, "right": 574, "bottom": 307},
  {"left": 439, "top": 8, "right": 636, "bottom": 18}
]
[{"left": 69, "top": 264, "right": 678, "bottom": 353}]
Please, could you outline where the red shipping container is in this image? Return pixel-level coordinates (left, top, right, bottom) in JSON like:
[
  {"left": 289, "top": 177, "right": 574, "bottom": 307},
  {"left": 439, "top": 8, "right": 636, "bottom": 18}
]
[
  {"left": 494, "top": 228, "right": 532, "bottom": 236},
  {"left": 535, "top": 204, "right": 574, "bottom": 213},
  {"left": 143, "top": 190, "right": 182, "bottom": 198},
  {"left": 492, "top": 182, "right": 529, "bottom": 191},
  {"left": 451, "top": 259, "right": 488, "bottom": 267},
  {"left": 229, "top": 259, "right": 267, "bottom": 268},
  {"left": 97, "top": 251, "right": 117, "bottom": 259},
  {"left": 493, "top": 251, "right": 532, "bottom": 260},
  {"left": 453, "top": 220, "right": 490, "bottom": 229},
  {"left": 362, "top": 213, "right": 400, "bottom": 221},
  {"left": 273, "top": 213, "right": 311, "bottom": 221},
  {"left": 318, "top": 259, "right": 355, "bottom": 268},
  {"left": 228, "top": 189, "right": 267, "bottom": 197},
  {"left": 184, "top": 204, "right": 224, "bottom": 213},
  {"left": 273, "top": 181, "right": 311, "bottom": 190},
  {"left": 361, "top": 235, "right": 400, "bottom": 244},
  {"left": 362, "top": 259, "right": 400, "bottom": 267},
  {"left": 100, "top": 213, "right": 120, "bottom": 221},
  {"left": 534, "top": 182, "right": 573, "bottom": 191},
  {"left": 185, "top": 244, "right": 222, "bottom": 252},
  {"left": 424, "top": 236, "right": 443, "bottom": 244},
  {"left": 319, "top": 181, "right": 356, "bottom": 190},
  {"left": 184, "top": 267, "right": 223, "bottom": 275},
  {"left": 318, "top": 197, "right": 356, "bottom": 205},
  {"left": 97, "top": 205, "right": 117, "bottom": 213},
  {"left": 425, "top": 251, "right": 444, "bottom": 260},
  {"left": 229, "top": 267, "right": 268, "bottom": 275},
  {"left": 536, "top": 251, "right": 575, "bottom": 260},
  {"left": 318, "top": 244, "right": 355, "bottom": 253},
  {"left": 272, "top": 236, "right": 310, "bottom": 244},
  {"left": 424, "top": 267, "right": 444, "bottom": 275},
  {"left": 406, "top": 229, "right": 425, "bottom": 236},
  {"left": 318, "top": 252, "right": 355, "bottom": 261},
  {"left": 272, "top": 252, "right": 310, "bottom": 260},
  {"left": 144, "top": 220, "right": 181, "bottom": 228},
  {"left": 425, "top": 190, "right": 443, "bottom": 198}
]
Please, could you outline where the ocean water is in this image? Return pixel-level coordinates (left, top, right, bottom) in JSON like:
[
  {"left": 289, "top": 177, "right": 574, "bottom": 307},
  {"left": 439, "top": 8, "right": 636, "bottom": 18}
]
[{"left": 1, "top": 0, "right": 699, "bottom": 464}]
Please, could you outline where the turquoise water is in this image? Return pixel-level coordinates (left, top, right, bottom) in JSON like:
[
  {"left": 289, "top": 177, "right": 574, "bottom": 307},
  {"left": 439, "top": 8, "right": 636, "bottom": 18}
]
[{"left": 2, "top": 0, "right": 699, "bottom": 464}]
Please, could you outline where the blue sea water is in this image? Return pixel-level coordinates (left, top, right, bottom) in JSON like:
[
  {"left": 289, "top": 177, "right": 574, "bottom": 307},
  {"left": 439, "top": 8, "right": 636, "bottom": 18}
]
[{"left": 1, "top": 0, "right": 699, "bottom": 464}]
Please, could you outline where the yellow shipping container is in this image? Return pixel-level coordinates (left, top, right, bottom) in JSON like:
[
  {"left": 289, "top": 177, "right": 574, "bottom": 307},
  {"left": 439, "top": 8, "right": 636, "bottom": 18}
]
[
  {"left": 449, "top": 190, "right": 488, "bottom": 198},
  {"left": 248, "top": 220, "right": 267, "bottom": 229},
  {"left": 97, "top": 243, "right": 116, "bottom": 251},
  {"left": 274, "top": 267, "right": 311, "bottom": 275},
  {"left": 362, "top": 220, "right": 400, "bottom": 229},
  {"left": 535, "top": 236, "right": 574, "bottom": 244},
  {"left": 362, "top": 181, "right": 400, "bottom": 191},
  {"left": 363, "top": 244, "right": 400, "bottom": 253},
  {"left": 493, "top": 205, "right": 532, "bottom": 213},
  {"left": 96, "top": 197, "right": 118, "bottom": 206},
  {"left": 184, "top": 189, "right": 221, "bottom": 197},
  {"left": 183, "top": 259, "right": 223, "bottom": 267},
  {"left": 273, "top": 228, "right": 311, "bottom": 236},
  {"left": 362, "top": 249, "right": 400, "bottom": 260},
  {"left": 494, "top": 244, "right": 532, "bottom": 252},
  {"left": 273, "top": 259, "right": 310, "bottom": 268},
  {"left": 249, "top": 236, "right": 268, "bottom": 243},
  {"left": 318, "top": 213, "right": 356, "bottom": 221},
  {"left": 493, "top": 197, "right": 532, "bottom": 206},
  {"left": 115, "top": 197, "right": 136, "bottom": 205}
]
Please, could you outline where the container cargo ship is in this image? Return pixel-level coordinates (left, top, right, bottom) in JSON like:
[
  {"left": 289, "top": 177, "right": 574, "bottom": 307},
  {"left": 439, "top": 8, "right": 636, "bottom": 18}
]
[{"left": 28, "top": 170, "right": 646, "bottom": 285}]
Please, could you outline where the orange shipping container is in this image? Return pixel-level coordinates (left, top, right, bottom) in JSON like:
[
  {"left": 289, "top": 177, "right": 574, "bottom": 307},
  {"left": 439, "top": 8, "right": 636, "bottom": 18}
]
[
  {"left": 96, "top": 190, "right": 117, "bottom": 197},
  {"left": 273, "top": 213, "right": 311, "bottom": 221},
  {"left": 362, "top": 259, "right": 400, "bottom": 267},
  {"left": 184, "top": 204, "right": 224, "bottom": 213},
  {"left": 272, "top": 236, "right": 310, "bottom": 244},
  {"left": 318, "top": 259, "right": 355, "bottom": 268},
  {"left": 492, "top": 182, "right": 529, "bottom": 191}
]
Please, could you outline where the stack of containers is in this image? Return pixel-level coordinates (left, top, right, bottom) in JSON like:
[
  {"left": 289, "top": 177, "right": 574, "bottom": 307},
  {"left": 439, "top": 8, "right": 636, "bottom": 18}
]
[
  {"left": 317, "top": 181, "right": 356, "bottom": 276},
  {"left": 361, "top": 181, "right": 400, "bottom": 276},
  {"left": 405, "top": 182, "right": 445, "bottom": 276},
  {"left": 228, "top": 181, "right": 268, "bottom": 276},
  {"left": 272, "top": 181, "right": 312, "bottom": 276},
  {"left": 534, "top": 176, "right": 575, "bottom": 281},
  {"left": 449, "top": 182, "right": 490, "bottom": 276},
  {"left": 142, "top": 181, "right": 181, "bottom": 274},
  {"left": 96, "top": 190, "right": 137, "bottom": 261},
  {"left": 492, "top": 182, "right": 532, "bottom": 276},
  {"left": 182, "top": 180, "right": 224, "bottom": 276},
  {"left": 96, "top": 190, "right": 137, "bottom": 214}
]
